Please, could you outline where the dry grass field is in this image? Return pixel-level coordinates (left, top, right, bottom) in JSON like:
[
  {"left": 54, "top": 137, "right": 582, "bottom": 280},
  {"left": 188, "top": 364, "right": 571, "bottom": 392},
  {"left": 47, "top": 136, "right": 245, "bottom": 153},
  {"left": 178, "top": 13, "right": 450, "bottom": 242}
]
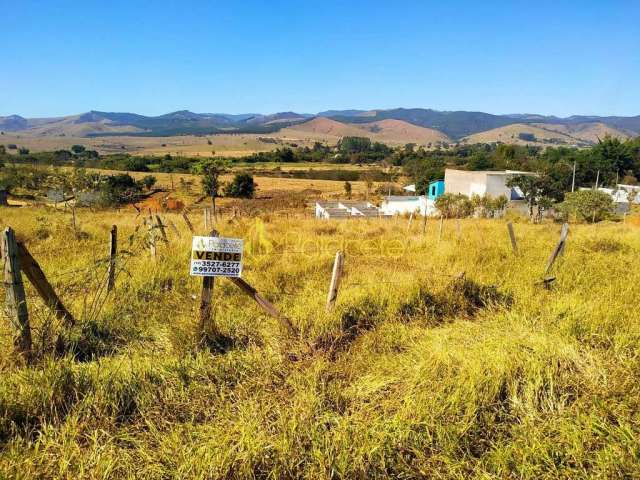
[
  {"left": 0, "top": 201, "right": 639, "bottom": 478},
  {"left": 0, "top": 133, "right": 301, "bottom": 158}
]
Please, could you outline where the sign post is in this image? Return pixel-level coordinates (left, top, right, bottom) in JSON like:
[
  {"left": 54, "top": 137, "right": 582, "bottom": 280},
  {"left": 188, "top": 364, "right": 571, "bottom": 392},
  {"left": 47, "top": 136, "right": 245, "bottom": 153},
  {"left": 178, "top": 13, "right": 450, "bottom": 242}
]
[{"left": 189, "top": 234, "right": 295, "bottom": 336}]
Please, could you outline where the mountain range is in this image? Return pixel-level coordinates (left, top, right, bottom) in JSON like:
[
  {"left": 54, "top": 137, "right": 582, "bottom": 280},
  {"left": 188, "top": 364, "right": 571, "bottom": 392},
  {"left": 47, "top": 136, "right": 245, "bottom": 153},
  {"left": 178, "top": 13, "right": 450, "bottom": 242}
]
[{"left": 1, "top": 108, "right": 638, "bottom": 146}]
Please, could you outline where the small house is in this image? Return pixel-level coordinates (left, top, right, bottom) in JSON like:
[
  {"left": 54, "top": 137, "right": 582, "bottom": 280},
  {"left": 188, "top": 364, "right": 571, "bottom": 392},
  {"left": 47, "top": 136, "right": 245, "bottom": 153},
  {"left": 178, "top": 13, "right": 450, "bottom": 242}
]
[{"left": 315, "top": 200, "right": 382, "bottom": 219}]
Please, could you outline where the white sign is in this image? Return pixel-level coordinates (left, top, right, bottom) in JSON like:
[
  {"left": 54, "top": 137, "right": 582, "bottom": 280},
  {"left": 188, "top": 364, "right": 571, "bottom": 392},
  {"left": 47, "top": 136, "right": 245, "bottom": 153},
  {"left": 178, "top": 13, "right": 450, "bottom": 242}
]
[{"left": 190, "top": 236, "right": 243, "bottom": 277}]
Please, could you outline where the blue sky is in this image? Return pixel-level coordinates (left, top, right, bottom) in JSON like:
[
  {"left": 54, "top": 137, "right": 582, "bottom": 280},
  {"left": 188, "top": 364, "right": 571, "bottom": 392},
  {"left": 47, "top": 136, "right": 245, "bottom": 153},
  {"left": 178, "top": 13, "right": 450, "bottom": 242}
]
[{"left": 1, "top": 0, "right": 638, "bottom": 118}]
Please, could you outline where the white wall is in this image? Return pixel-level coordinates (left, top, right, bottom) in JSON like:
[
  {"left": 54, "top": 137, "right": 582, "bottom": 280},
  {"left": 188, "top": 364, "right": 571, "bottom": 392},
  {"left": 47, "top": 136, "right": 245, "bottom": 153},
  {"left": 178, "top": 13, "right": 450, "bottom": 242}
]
[{"left": 381, "top": 197, "right": 436, "bottom": 216}]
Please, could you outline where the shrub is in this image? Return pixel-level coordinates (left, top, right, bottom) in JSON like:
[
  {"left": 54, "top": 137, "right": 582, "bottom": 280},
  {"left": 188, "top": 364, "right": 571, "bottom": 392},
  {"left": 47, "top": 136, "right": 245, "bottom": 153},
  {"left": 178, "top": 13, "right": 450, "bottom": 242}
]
[
  {"left": 435, "top": 193, "right": 474, "bottom": 218},
  {"left": 519, "top": 132, "right": 536, "bottom": 142},
  {"left": 224, "top": 173, "right": 255, "bottom": 198},
  {"left": 140, "top": 175, "right": 157, "bottom": 191},
  {"left": 558, "top": 190, "right": 615, "bottom": 223}
]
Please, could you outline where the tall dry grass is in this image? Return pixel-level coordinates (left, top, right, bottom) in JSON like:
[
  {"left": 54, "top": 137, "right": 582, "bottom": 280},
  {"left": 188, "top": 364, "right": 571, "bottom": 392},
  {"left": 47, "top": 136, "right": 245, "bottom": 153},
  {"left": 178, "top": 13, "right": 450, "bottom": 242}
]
[{"left": 0, "top": 206, "right": 639, "bottom": 478}]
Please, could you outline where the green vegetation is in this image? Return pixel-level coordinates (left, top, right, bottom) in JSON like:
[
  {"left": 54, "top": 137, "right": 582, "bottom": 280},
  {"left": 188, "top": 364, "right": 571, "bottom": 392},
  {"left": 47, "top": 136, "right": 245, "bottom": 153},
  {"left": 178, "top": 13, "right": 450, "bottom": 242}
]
[
  {"left": 559, "top": 190, "right": 615, "bottom": 223},
  {"left": 224, "top": 173, "right": 256, "bottom": 198}
]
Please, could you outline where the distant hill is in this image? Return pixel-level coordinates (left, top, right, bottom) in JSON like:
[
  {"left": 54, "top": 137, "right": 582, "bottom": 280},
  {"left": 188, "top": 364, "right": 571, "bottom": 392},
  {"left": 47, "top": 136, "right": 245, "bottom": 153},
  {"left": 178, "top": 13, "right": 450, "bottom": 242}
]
[
  {"left": 461, "top": 124, "right": 584, "bottom": 146},
  {"left": 1, "top": 107, "right": 638, "bottom": 144},
  {"left": 356, "top": 119, "right": 451, "bottom": 145},
  {"left": 283, "top": 117, "right": 372, "bottom": 138},
  {"left": 279, "top": 117, "right": 451, "bottom": 146},
  {"left": 532, "top": 122, "right": 632, "bottom": 144}
]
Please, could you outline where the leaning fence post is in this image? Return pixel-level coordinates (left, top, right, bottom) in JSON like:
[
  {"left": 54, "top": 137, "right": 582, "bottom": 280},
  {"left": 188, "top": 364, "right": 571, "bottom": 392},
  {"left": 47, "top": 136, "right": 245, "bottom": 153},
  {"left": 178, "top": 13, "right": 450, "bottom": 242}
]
[
  {"left": 182, "top": 210, "right": 195, "bottom": 234},
  {"left": 228, "top": 277, "right": 296, "bottom": 335},
  {"left": 107, "top": 225, "right": 117, "bottom": 292},
  {"left": 199, "top": 230, "right": 219, "bottom": 339},
  {"left": 155, "top": 215, "right": 168, "bottom": 243},
  {"left": 422, "top": 213, "right": 428, "bottom": 235},
  {"left": 2, "top": 227, "right": 32, "bottom": 359},
  {"left": 326, "top": 251, "right": 344, "bottom": 311},
  {"left": 507, "top": 222, "right": 518, "bottom": 255},
  {"left": 17, "top": 242, "right": 76, "bottom": 327},
  {"left": 544, "top": 223, "right": 569, "bottom": 277}
]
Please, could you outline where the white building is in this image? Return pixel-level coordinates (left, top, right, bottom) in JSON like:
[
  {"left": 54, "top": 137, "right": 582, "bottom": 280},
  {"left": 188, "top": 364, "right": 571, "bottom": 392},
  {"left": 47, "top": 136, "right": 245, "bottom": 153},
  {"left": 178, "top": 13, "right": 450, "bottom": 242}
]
[
  {"left": 379, "top": 196, "right": 437, "bottom": 216},
  {"left": 315, "top": 201, "right": 381, "bottom": 219},
  {"left": 616, "top": 184, "right": 640, "bottom": 204},
  {"left": 444, "top": 169, "right": 534, "bottom": 200}
]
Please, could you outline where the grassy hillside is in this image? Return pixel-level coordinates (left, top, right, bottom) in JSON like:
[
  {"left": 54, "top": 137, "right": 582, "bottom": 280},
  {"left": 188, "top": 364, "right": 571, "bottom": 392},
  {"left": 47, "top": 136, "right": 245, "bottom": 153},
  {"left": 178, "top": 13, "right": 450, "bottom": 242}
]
[
  {"left": 461, "top": 123, "right": 585, "bottom": 146},
  {"left": 280, "top": 117, "right": 451, "bottom": 146},
  {"left": 533, "top": 122, "right": 632, "bottom": 144},
  {"left": 0, "top": 206, "right": 639, "bottom": 478}
]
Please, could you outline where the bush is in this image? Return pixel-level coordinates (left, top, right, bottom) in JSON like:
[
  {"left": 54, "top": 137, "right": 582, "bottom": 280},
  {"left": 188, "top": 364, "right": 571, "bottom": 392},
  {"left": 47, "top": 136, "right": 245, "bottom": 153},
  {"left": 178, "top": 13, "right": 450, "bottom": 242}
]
[
  {"left": 140, "top": 175, "right": 157, "bottom": 191},
  {"left": 519, "top": 132, "right": 536, "bottom": 142},
  {"left": 224, "top": 173, "right": 255, "bottom": 198},
  {"left": 558, "top": 190, "right": 615, "bottom": 223},
  {"left": 435, "top": 193, "right": 474, "bottom": 218}
]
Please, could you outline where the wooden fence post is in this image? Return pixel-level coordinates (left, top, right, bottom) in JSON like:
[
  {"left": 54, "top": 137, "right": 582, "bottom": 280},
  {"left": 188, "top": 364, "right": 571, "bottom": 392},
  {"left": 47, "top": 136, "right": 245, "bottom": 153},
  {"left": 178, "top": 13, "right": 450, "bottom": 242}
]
[
  {"left": 422, "top": 213, "right": 427, "bottom": 235},
  {"left": 507, "top": 222, "right": 518, "bottom": 255},
  {"left": 407, "top": 213, "right": 414, "bottom": 232},
  {"left": 182, "top": 210, "right": 195, "bottom": 234},
  {"left": 203, "top": 208, "right": 208, "bottom": 230},
  {"left": 438, "top": 215, "right": 444, "bottom": 242},
  {"left": 544, "top": 223, "right": 569, "bottom": 277},
  {"left": 17, "top": 242, "right": 75, "bottom": 327},
  {"left": 147, "top": 219, "right": 157, "bottom": 258},
  {"left": 2, "top": 228, "right": 32, "bottom": 359},
  {"left": 107, "top": 225, "right": 117, "bottom": 292},
  {"left": 326, "top": 251, "right": 344, "bottom": 311},
  {"left": 155, "top": 215, "right": 168, "bottom": 243},
  {"left": 199, "top": 230, "right": 219, "bottom": 339},
  {"left": 228, "top": 277, "right": 296, "bottom": 335},
  {"left": 167, "top": 218, "right": 180, "bottom": 238}
]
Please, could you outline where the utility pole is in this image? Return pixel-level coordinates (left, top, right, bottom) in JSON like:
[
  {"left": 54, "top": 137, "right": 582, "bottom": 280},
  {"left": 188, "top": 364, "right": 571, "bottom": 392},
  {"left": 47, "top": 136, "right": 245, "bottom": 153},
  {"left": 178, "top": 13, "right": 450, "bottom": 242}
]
[{"left": 571, "top": 161, "right": 576, "bottom": 192}]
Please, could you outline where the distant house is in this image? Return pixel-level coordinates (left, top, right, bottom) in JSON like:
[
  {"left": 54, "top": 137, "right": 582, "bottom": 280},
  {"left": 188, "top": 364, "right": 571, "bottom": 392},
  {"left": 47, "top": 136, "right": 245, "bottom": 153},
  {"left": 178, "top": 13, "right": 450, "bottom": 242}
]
[
  {"left": 403, "top": 184, "right": 416, "bottom": 193},
  {"left": 315, "top": 200, "right": 381, "bottom": 219},
  {"left": 444, "top": 169, "right": 535, "bottom": 200}
]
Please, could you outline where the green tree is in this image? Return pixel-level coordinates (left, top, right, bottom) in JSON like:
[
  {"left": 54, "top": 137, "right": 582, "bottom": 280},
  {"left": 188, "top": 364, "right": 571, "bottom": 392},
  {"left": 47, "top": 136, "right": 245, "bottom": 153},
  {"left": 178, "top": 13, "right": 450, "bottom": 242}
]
[
  {"left": 71, "top": 145, "right": 86, "bottom": 154},
  {"left": 192, "top": 158, "right": 230, "bottom": 217},
  {"left": 559, "top": 190, "right": 614, "bottom": 223},
  {"left": 344, "top": 181, "right": 352, "bottom": 199},
  {"left": 140, "top": 175, "right": 157, "bottom": 191},
  {"left": 224, "top": 173, "right": 255, "bottom": 198},
  {"left": 506, "top": 174, "right": 555, "bottom": 221}
]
